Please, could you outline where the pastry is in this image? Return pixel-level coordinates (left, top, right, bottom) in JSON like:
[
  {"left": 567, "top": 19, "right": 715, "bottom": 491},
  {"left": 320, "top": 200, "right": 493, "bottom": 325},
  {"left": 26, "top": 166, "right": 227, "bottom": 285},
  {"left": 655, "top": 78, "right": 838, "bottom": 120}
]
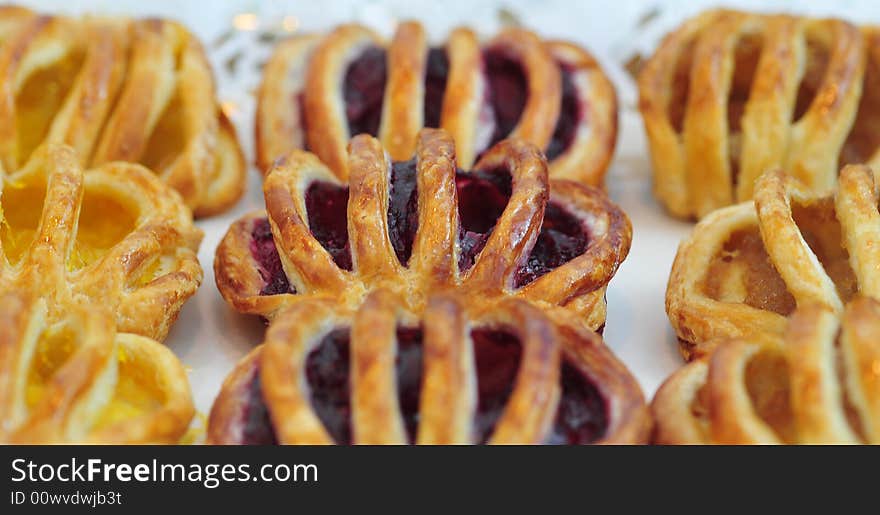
[
  {"left": 257, "top": 21, "right": 617, "bottom": 186},
  {"left": 1, "top": 143, "right": 203, "bottom": 341},
  {"left": 215, "top": 129, "right": 631, "bottom": 331},
  {"left": 667, "top": 164, "right": 880, "bottom": 360},
  {"left": 0, "top": 291, "right": 194, "bottom": 444},
  {"left": 639, "top": 9, "right": 880, "bottom": 219},
  {"left": 0, "top": 6, "right": 245, "bottom": 217},
  {"left": 207, "top": 288, "right": 649, "bottom": 444},
  {"left": 653, "top": 297, "right": 880, "bottom": 444}
]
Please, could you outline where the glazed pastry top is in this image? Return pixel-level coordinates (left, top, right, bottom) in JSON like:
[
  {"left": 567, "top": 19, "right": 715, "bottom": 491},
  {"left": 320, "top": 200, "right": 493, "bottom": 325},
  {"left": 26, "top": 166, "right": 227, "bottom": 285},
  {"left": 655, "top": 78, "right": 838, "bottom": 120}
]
[{"left": 257, "top": 21, "right": 617, "bottom": 186}]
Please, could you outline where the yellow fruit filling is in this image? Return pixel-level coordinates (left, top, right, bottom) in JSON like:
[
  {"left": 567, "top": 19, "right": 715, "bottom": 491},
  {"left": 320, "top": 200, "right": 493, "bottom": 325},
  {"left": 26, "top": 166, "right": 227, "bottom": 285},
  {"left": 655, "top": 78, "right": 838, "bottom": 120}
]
[
  {"left": 1, "top": 179, "right": 137, "bottom": 270},
  {"left": 15, "top": 50, "right": 85, "bottom": 164}
]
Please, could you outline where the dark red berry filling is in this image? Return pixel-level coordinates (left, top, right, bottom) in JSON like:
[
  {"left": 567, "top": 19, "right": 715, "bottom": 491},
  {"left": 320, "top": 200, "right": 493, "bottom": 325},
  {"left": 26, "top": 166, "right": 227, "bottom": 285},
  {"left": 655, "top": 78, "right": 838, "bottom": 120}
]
[
  {"left": 545, "top": 66, "right": 581, "bottom": 160},
  {"left": 513, "top": 202, "right": 590, "bottom": 287},
  {"left": 305, "top": 181, "right": 353, "bottom": 271},
  {"left": 305, "top": 328, "right": 353, "bottom": 445},
  {"left": 545, "top": 361, "right": 608, "bottom": 445},
  {"left": 394, "top": 327, "right": 424, "bottom": 441},
  {"left": 423, "top": 47, "right": 449, "bottom": 128},
  {"left": 239, "top": 364, "right": 279, "bottom": 445},
  {"left": 250, "top": 217, "right": 295, "bottom": 296},
  {"left": 472, "top": 328, "right": 522, "bottom": 443},
  {"left": 304, "top": 326, "right": 424, "bottom": 444},
  {"left": 455, "top": 169, "right": 512, "bottom": 272},
  {"left": 343, "top": 46, "right": 387, "bottom": 138},
  {"left": 484, "top": 50, "right": 528, "bottom": 148},
  {"left": 388, "top": 159, "right": 420, "bottom": 266},
  {"left": 238, "top": 324, "right": 607, "bottom": 445}
]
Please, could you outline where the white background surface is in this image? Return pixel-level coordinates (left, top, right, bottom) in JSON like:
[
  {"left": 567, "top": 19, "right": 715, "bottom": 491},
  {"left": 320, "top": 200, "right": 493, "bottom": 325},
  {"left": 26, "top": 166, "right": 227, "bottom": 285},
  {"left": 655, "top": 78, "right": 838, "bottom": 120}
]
[{"left": 18, "top": 0, "right": 880, "bottom": 422}]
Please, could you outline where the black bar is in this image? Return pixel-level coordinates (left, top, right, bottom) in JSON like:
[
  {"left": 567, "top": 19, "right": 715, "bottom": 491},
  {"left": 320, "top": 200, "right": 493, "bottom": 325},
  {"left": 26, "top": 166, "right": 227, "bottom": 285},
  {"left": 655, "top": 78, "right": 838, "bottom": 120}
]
[{"left": 1, "top": 445, "right": 875, "bottom": 512}]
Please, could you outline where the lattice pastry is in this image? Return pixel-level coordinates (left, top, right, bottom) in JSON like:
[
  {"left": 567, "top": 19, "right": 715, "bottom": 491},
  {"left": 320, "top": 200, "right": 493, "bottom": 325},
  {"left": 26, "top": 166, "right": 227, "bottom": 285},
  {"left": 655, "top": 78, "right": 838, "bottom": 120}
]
[
  {"left": 257, "top": 21, "right": 617, "bottom": 186},
  {"left": 0, "top": 291, "right": 194, "bottom": 444},
  {"left": 639, "top": 9, "right": 880, "bottom": 218},
  {"left": 0, "top": 5, "right": 245, "bottom": 217},
  {"left": 653, "top": 298, "right": 880, "bottom": 444},
  {"left": 207, "top": 288, "right": 649, "bottom": 444},
  {"left": 0, "top": 144, "right": 203, "bottom": 341},
  {"left": 667, "top": 164, "right": 880, "bottom": 360},
  {"left": 216, "top": 129, "right": 631, "bottom": 332}
]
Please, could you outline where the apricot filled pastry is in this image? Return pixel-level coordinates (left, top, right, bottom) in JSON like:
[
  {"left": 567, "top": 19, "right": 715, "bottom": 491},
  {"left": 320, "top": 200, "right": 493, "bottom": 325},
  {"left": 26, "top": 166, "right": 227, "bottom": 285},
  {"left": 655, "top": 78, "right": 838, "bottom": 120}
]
[
  {"left": 667, "top": 165, "right": 880, "bottom": 360},
  {"left": 207, "top": 289, "right": 649, "bottom": 444},
  {"left": 654, "top": 298, "right": 880, "bottom": 444},
  {"left": 639, "top": 9, "right": 880, "bottom": 218},
  {"left": 0, "top": 5, "right": 245, "bottom": 217},
  {"left": 257, "top": 21, "right": 617, "bottom": 186},
  {"left": 0, "top": 291, "right": 194, "bottom": 444},
  {"left": 215, "top": 129, "right": 631, "bottom": 332},
  {"left": 0, "top": 144, "right": 203, "bottom": 341}
]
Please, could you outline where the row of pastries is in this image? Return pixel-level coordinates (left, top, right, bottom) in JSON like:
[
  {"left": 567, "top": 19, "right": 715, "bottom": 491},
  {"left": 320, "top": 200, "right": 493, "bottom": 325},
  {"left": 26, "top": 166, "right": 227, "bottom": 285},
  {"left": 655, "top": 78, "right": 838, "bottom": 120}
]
[{"left": 0, "top": 5, "right": 876, "bottom": 444}]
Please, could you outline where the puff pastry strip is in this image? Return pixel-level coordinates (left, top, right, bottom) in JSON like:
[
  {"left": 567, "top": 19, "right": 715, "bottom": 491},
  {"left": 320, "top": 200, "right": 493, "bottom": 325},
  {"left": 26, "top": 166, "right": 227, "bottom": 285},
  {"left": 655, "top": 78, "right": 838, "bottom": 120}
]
[
  {"left": 0, "top": 291, "right": 194, "bottom": 444},
  {"left": 208, "top": 289, "right": 649, "bottom": 445},
  {"left": 667, "top": 164, "right": 880, "bottom": 360},
  {"left": 216, "top": 129, "right": 631, "bottom": 332},
  {"left": 0, "top": 144, "right": 202, "bottom": 341},
  {"left": 639, "top": 9, "right": 879, "bottom": 218},
  {"left": 0, "top": 7, "right": 245, "bottom": 216},
  {"left": 654, "top": 298, "right": 880, "bottom": 444},
  {"left": 257, "top": 21, "right": 616, "bottom": 186}
]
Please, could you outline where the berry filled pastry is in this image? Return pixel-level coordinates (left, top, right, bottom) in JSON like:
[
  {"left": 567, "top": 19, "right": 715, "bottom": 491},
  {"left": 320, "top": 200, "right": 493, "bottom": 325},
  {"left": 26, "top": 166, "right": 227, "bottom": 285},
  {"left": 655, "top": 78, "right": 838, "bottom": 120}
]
[
  {"left": 257, "top": 21, "right": 617, "bottom": 186},
  {"left": 215, "top": 129, "right": 631, "bottom": 332},
  {"left": 207, "top": 289, "right": 649, "bottom": 445},
  {"left": 0, "top": 144, "right": 203, "bottom": 341},
  {"left": 0, "top": 6, "right": 245, "bottom": 217},
  {"left": 653, "top": 298, "right": 880, "bottom": 444},
  {"left": 0, "top": 291, "right": 194, "bottom": 444},
  {"left": 639, "top": 9, "right": 880, "bottom": 219},
  {"left": 667, "top": 165, "right": 880, "bottom": 360}
]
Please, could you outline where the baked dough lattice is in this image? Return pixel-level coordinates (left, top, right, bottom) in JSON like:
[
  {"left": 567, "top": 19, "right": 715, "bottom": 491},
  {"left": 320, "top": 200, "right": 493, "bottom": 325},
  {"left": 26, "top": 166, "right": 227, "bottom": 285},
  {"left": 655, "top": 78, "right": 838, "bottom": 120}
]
[
  {"left": 0, "top": 291, "right": 194, "bottom": 444},
  {"left": 653, "top": 297, "right": 880, "bottom": 444},
  {"left": 0, "top": 144, "right": 203, "bottom": 341},
  {"left": 207, "top": 288, "right": 649, "bottom": 445},
  {"left": 215, "top": 129, "right": 631, "bottom": 332},
  {"left": 667, "top": 164, "right": 880, "bottom": 360},
  {"left": 257, "top": 20, "right": 617, "bottom": 186},
  {"left": 639, "top": 9, "right": 880, "bottom": 218},
  {"left": 0, "top": 5, "right": 245, "bottom": 217}
]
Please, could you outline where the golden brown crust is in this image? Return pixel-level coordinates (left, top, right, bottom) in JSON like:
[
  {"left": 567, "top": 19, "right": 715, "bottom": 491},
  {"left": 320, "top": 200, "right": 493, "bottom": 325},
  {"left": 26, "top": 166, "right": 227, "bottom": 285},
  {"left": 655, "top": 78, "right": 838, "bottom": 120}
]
[
  {"left": 0, "top": 143, "right": 203, "bottom": 341},
  {"left": 209, "top": 289, "right": 649, "bottom": 445},
  {"left": 379, "top": 21, "right": 427, "bottom": 161},
  {"left": 0, "top": 291, "right": 193, "bottom": 444},
  {"left": 0, "top": 7, "right": 245, "bottom": 216},
  {"left": 440, "top": 27, "right": 485, "bottom": 170},
  {"left": 215, "top": 128, "right": 631, "bottom": 332},
  {"left": 303, "top": 24, "right": 384, "bottom": 179},
  {"left": 257, "top": 20, "right": 617, "bottom": 187},
  {"left": 255, "top": 33, "right": 322, "bottom": 172},
  {"left": 462, "top": 139, "right": 548, "bottom": 294},
  {"left": 484, "top": 28, "right": 561, "bottom": 151},
  {"left": 639, "top": 9, "right": 869, "bottom": 219},
  {"left": 192, "top": 108, "right": 247, "bottom": 217},
  {"left": 667, "top": 164, "right": 880, "bottom": 359},
  {"left": 205, "top": 345, "right": 271, "bottom": 445},
  {"left": 545, "top": 40, "right": 618, "bottom": 186},
  {"left": 653, "top": 298, "right": 880, "bottom": 444}
]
